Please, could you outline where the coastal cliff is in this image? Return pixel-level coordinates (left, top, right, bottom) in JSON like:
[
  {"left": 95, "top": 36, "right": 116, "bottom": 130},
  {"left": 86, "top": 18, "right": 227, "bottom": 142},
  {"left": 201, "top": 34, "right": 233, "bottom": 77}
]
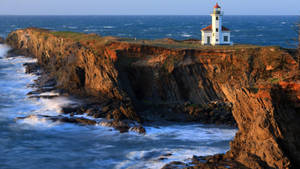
[{"left": 6, "top": 28, "right": 300, "bottom": 168}]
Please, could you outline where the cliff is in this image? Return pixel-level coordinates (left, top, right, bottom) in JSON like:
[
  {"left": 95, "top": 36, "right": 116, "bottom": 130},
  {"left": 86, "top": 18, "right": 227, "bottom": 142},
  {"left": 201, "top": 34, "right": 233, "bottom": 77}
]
[{"left": 6, "top": 28, "right": 300, "bottom": 168}]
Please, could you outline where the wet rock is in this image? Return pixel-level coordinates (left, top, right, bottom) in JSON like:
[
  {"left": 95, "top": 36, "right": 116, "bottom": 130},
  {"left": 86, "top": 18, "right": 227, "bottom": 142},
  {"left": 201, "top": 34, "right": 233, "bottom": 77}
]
[
  {"left": 28, "top": 95, "right": 58, "bottom": 99},
  {"left": 61, "top": 107, "right": 77, "bottom": 114},
  {"left": 161, "top": 161, "right": 187, "bottom": 169},
  {"left": 16, "top": 115, "right": 97, "bottom": 126},
  {"left": 101, "top": 105, "right": 111, "bottom": 113},
  {"left": 48, "top": 116, "right": 97, "bottom": 125},
  {"left": 0, "top": 37, "right": 4, "bottom": 44},
  {"left": 23, "top": 62, "right": 40, "bottom": 74},
  {"left": 112, "top": 121, "right": 130, "bottom": 133},
  {"left": 129, "top": 126, "right": 146, "bottom": 134}
]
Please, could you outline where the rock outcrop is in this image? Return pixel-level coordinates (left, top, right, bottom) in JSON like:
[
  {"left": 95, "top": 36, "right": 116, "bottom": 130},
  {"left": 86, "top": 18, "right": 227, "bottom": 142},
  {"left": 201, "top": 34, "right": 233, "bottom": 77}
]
[
  {"left": 0, "top": 37, "right": 5, "bottom": 44},
  {"left": 6, "top": 28, "right": 300, "bottom": 168}
]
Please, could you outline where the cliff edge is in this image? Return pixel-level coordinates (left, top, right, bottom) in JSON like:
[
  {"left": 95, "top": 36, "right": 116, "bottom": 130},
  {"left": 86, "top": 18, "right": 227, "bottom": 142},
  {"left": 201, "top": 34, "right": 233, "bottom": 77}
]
[{"left": 6, "top": 28, "right": 300, "bottom": 168}]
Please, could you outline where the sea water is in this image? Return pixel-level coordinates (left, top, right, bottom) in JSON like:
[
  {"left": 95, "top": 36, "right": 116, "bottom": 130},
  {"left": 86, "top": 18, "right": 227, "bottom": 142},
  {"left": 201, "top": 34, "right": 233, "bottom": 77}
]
[
  {"left": 0, "top": 15, "right": 298, "bottom": 48},
  {"left": 0, "top": 16, "right": 297, "bottom": 169}
]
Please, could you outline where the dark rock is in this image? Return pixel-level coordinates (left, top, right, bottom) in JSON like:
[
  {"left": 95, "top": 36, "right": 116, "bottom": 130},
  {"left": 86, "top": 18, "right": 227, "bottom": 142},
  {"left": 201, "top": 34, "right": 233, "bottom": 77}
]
[
  {"left": 23, "top": 62, "right": 40, "bottom": 74},
  {"left": 15, "top": 115, "right": 97, "bottom": 126},
  {"left": 112, "top": 121, "right": 130, "bottom": 133},
  {"left": 61, "top": 107, "right": 77, "bottom": 114},
  {"left": 161, "top": 161, "right": 187, "bottom": 169},
  {"left": 101, "top": 105, "right": 111, "bottom": 113},
  {"left": 129, "top": 126, "right": 146, "bottom": 134},
  {"left": 0, "top": 37, "right": 4, "bottom": 44}
]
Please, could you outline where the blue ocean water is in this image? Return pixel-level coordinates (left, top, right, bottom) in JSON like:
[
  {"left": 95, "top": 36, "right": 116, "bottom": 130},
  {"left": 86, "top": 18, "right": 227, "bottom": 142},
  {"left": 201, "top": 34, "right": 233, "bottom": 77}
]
[
  {"left": 0, "top": 15, "right": 298, "bottom": 48},
  {"left": 0, "top": 16, "right": 297, "bottom": 169}
]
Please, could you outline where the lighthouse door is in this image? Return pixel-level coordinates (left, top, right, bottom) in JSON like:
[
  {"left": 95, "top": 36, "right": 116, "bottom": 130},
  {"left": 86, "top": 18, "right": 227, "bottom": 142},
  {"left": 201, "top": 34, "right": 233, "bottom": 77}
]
[{"left": 207, "top": 36, "right": 211, "bottom": 44}]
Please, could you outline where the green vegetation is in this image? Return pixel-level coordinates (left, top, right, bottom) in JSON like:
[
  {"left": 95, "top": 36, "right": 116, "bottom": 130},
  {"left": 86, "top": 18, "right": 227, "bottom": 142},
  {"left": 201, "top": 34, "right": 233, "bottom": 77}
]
[
  {"left": 270, "top": 78, "right": 280, "bottom": 84},
  {"left": 124, "top": 38, "right": 261, "bottom": 50},
  {"left": 50, "top": 31, "right": 101, "bottom": 41}
]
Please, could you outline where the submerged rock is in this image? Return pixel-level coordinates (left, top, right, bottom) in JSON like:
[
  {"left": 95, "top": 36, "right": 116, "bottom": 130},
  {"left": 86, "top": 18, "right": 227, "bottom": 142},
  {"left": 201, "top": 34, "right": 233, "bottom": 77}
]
[
  {"left": 16, "top": 115, "right": 97, "bottom": 126},
  {"left": 23, "top": 62, "right": 40, "bottom": 74},
  {"left": 0, "top": 37, "right": 5, "bottom": 44}
]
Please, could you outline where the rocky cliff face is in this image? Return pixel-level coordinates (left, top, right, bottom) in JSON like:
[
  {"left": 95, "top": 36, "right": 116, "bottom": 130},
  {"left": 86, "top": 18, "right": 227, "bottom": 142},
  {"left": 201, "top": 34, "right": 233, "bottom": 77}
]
[{"left": 6, "top": 28, "right": 300, "bottom": 168}]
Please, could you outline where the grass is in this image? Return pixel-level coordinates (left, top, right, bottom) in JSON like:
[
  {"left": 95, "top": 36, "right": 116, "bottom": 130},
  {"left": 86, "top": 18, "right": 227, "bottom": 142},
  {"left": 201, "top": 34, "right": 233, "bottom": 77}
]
[
  {"left": 47, "top": 29, "right": 262, "bottom": 52},
  {"left": 50, "top": 31, "right": 102, "bottom": 41},
  {"left": 124, "top": 38, "right": 261, "bottom": 50},
  {"left": 48, "top": 30, "right": 119, "bottom": 56},
  {"left": 270, "top": 78, "right": 280, "bottom": 84}
]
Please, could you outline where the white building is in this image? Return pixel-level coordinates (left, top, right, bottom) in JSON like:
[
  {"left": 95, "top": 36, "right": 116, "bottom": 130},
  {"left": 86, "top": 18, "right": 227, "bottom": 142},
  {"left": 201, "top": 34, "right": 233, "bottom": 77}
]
[{"left": 201, "top": 3, "right": 232, "bottom": 46}]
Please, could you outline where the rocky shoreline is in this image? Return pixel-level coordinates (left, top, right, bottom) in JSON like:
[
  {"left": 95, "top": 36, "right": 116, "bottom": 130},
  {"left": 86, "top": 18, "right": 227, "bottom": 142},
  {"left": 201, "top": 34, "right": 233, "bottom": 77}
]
[
  {"left": 5, "top": 28, "right": 300, "bottom": 168},
  {"left": 21, "top": 61, "right": 147, "bottom": 134}
]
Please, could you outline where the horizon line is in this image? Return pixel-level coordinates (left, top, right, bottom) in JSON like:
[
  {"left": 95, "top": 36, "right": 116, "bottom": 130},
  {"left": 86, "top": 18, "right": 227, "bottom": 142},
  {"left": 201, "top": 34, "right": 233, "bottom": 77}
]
[{"left": 0, "top": 14, "right": 298, "bottom": 16}]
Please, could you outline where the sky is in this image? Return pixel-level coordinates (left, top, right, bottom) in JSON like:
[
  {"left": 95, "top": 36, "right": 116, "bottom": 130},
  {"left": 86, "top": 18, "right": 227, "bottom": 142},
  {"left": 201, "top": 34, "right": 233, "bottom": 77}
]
[{"left": 0, "top": 0, "right": 299, "bottom": 15}]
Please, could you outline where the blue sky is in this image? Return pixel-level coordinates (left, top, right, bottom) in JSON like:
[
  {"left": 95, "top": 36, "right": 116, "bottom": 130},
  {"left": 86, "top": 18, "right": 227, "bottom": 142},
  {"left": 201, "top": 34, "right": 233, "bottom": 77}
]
[{"left": 0, "top": 0, "right": 299, "bottom": 15}]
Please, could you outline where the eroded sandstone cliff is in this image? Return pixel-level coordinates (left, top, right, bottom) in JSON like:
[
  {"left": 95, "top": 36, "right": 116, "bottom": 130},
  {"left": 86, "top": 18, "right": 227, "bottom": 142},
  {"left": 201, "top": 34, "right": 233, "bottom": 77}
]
[{"left": 6, "top": 28, "right": 300, "bottom": 168}]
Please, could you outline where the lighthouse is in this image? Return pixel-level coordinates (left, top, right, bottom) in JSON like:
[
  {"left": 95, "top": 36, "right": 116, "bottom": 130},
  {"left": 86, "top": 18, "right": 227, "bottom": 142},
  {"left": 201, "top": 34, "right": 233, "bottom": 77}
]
[{"left": 201, "top": 3, "right": 232, "bottom": 46}]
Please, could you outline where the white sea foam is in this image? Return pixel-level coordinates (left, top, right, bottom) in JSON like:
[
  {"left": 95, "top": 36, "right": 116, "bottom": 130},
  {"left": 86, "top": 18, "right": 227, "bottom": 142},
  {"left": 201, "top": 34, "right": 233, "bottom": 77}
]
[
  {"left": 68, "top": 26, "right": 78, "bottom": 29},
  {"left": 103, "top": 26, "right": 115, "bottom": 29},
  {"left": 181, "top": 33, "right": 192, "bottom": 38},
  {"left": 144, "top": 124, "right": 237, "bottom": 142},
  {"left": 17, "top": 115, "right": 60, "bottom": 128},
  {"left": 36, "top": 96, "right": 78, "bottom": 116},
  {"left": 39, "top": 91, "right": 60, "bottom": 97},
  {"left": 115, "top": 146, "right": 228, "bottom": 169},
  {"left": 0, "top": 45, "right": 11, "bottom": 58}
]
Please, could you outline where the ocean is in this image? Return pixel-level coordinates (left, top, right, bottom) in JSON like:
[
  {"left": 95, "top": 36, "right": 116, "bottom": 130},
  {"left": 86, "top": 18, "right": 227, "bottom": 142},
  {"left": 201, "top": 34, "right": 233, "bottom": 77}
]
[
  {"left": 0, "top": 15, "right": 298, "bottom": 47},
  {"left": 0, "top": 16, "right": 297, "bottom": 169}
]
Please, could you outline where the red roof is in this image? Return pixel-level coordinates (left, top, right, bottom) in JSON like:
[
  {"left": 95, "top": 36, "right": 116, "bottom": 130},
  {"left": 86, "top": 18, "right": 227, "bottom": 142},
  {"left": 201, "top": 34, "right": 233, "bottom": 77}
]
[
  {"left": 214, "top": 3, "right": 221, "bottom": 8},
  {"left": 201, "top": 25, "right": 213, "bottom": 31},
  {"left": 201, "top": 25, "right": 230, "bottom": 31}
]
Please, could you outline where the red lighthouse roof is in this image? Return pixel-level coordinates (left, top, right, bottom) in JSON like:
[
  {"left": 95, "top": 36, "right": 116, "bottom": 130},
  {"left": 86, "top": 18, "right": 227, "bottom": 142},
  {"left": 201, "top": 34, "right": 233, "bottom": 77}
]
[
  {"left": 214, "top": 3, "right": 221, "bottom": 8},
  {"left": 201, "top": 25, "right": 230, "bottom": 31}
]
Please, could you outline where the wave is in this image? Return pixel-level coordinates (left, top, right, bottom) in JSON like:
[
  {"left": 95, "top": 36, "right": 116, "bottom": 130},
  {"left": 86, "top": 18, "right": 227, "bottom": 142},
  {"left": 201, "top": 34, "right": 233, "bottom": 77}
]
[
  {"left": 103, "top": 26, "right": 115, "bottom": 29},
  {"left": 17, "top": 115, "right": 61, "bottom": 128},
  {"left": 0, "top": 44, "right": 11, "bottom": 58},
  {"left": 115, "top": 146, "right": 228, "bottom": 169},
  {"left": 181, "top": 33, "right": 192, "bottom": 38},
  {"left": 144, "top": 124, "right": 237, "bottom": 142}
]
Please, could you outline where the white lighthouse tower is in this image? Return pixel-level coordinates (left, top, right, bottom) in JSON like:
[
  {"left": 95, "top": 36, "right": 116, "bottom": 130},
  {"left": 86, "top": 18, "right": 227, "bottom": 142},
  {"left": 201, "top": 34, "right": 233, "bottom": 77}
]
[{"left": 201, "top": 3, "right": 232, "bottom": 46}]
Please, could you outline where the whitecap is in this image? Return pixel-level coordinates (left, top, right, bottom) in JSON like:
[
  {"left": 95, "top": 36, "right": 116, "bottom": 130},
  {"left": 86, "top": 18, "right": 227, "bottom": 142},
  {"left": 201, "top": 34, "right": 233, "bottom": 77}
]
[
  {"left": 17, "top": 115, "right": 60, "bottom": 129},
  {"left": 144, "top": 124, "right": 237, "bottom": 142},
  {"left": 115, "top": 146, "right": 229, "bottom": 169},
  {"left": 181, "top": 34, "right": 192, "bottom": 38},
  {"left": 0, "top": 45, "right": 11, "bottom": 58},
  {"left": 103, "top": 26, "right": 115, "bottom": 29},
  {"left": 36, "top": 96, "right": 79, "bottom": 116},
  {"left": 68, "top": 26, "right": 78, "bottom": 29}
]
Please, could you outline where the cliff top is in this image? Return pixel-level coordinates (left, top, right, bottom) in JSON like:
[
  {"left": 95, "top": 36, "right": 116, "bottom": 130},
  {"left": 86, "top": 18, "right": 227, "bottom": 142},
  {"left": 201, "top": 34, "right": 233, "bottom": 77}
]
[{"left": 30, "top": 27, "right": 263, "bottom": 50}]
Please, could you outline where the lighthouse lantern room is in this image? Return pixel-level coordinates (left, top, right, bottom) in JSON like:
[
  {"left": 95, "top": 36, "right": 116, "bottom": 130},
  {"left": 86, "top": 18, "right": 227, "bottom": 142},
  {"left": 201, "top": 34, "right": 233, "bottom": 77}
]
[{"left": 201, "top": 3, "right": 232, "bottom": 46}]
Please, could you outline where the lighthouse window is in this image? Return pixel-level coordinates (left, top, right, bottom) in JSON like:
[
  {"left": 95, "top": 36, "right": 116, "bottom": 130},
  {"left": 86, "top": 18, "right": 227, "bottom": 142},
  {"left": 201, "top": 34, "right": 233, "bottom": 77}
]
[
  {"left": 224, "top": 36, "right": 229, "bottom": 42},
  {"left": 216, "top": 28, "right": 219, "bottom": 32},
  {"left": 216, "top": 16, "right": 219, "bottom": 20}
]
